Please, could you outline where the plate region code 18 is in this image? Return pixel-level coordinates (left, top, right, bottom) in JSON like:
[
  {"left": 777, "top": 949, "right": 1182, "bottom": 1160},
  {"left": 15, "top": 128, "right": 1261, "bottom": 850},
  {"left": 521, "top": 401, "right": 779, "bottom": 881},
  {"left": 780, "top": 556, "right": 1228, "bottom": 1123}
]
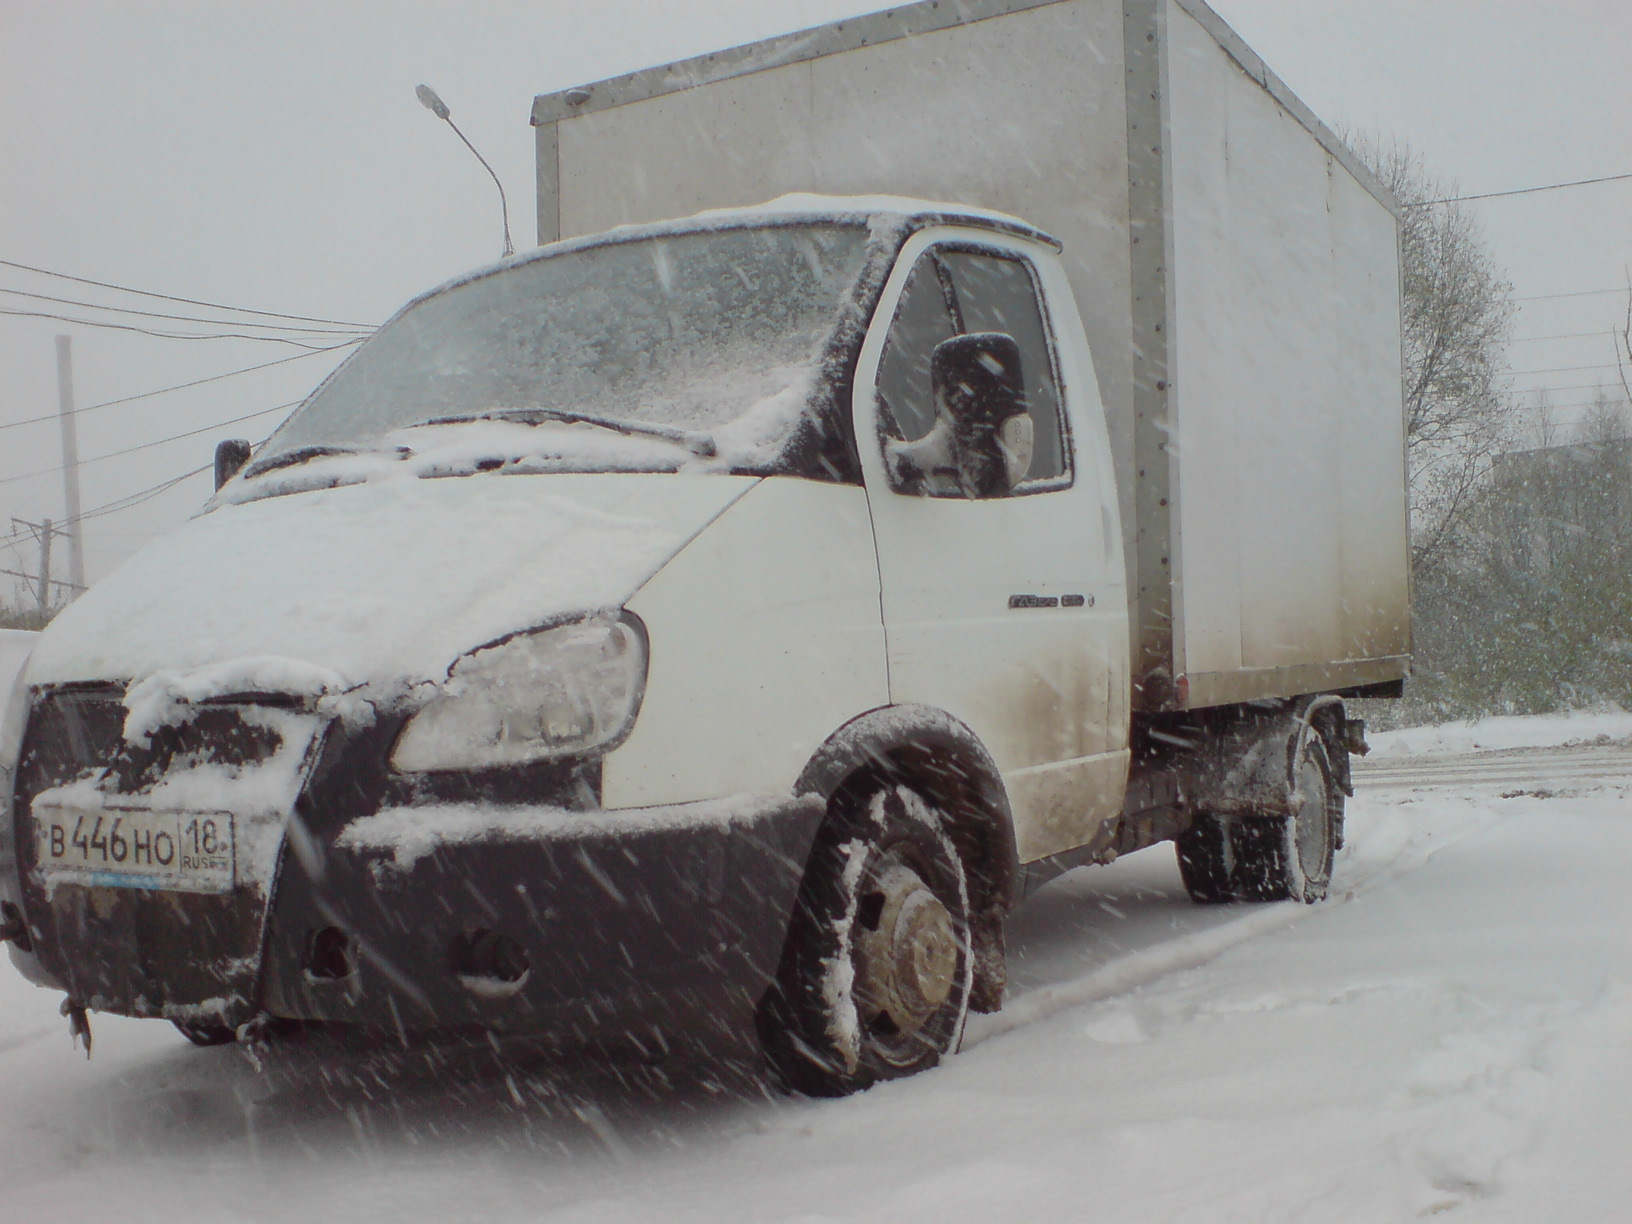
[{"left": 32, "top": 805, "right": 236, "bottom": 893}]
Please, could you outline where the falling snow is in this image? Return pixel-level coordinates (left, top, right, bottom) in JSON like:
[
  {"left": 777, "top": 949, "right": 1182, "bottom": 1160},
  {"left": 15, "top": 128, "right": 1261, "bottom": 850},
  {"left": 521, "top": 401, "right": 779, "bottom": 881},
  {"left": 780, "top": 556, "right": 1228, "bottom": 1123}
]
[{"left": 1, "top": 712, "right": 1626, "bottom": 1223}]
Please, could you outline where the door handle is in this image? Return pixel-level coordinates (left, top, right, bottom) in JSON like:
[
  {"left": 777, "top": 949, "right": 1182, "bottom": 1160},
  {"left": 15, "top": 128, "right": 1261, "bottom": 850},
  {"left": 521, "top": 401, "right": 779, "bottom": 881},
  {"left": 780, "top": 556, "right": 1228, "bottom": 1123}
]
[{"left": 1007, "top": 594, "right": 1093, "bottom": 609}]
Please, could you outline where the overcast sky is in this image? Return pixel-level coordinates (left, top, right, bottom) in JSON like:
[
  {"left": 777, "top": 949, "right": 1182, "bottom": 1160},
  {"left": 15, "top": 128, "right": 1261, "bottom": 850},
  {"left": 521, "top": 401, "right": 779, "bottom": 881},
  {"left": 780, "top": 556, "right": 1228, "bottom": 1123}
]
[{"left": 2, "top": 0, "right": 1628, "bottom": 596}]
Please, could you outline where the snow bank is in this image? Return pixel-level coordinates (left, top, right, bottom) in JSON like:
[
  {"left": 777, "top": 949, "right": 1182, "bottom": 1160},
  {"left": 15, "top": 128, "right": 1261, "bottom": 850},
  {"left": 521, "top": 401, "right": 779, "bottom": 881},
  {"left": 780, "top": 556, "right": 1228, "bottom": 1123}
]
[{"left": 1368, "top": 707, "right": 1632, "bottom": 756}]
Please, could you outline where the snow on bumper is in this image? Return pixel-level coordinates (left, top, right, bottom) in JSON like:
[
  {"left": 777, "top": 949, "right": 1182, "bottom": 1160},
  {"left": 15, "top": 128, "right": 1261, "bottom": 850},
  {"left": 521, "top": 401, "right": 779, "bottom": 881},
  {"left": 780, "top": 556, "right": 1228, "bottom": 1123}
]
[{"left": 263, "top": 793, "right": 826, "bottom": 1042}]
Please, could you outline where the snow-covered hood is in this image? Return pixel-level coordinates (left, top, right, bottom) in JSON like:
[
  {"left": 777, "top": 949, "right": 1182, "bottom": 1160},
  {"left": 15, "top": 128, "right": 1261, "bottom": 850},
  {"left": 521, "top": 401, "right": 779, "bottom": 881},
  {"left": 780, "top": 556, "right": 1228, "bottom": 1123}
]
[{"left": 25, "top": 473, "right": 757, "bottom": 695}]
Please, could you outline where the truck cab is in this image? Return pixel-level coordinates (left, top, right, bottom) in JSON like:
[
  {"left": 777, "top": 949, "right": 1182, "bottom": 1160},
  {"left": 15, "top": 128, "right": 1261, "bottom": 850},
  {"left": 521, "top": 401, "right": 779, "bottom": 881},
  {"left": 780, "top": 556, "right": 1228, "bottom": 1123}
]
[{"left": 2, "top": 198, "right": 1133, "bottom": 1093}]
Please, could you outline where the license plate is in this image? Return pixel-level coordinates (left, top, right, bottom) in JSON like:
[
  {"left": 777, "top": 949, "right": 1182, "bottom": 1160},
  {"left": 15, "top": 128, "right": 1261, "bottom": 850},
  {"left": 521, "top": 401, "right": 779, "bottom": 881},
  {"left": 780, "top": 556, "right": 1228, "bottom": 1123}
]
[{"left": 33, "top": 805, "right": 235, "bottom": 894}]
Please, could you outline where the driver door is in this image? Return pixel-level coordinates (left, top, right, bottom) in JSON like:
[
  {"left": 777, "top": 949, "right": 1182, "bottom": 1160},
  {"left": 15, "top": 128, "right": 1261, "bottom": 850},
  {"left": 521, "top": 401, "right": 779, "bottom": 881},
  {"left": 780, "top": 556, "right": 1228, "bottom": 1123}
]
[{"left": 853, "top": 227, "right": 1127, "bottom": 863}]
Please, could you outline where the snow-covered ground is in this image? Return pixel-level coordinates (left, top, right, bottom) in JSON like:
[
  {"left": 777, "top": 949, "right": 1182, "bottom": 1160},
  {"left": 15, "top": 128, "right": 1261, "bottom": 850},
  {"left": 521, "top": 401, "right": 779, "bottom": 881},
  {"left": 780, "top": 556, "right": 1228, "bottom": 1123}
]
[
  {"left": 1, "top": 712, "right": 1627, "bottom": 1222},
  {"left": 1366, "top": 705, "right": 1632, "bottom": 756}
]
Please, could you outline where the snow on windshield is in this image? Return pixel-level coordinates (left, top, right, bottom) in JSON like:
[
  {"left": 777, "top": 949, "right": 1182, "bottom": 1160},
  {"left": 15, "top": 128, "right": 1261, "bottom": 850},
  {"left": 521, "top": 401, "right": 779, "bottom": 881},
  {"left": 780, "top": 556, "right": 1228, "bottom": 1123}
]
[{"left": 262, "top": 223, "right": 869, "bottom": 459}]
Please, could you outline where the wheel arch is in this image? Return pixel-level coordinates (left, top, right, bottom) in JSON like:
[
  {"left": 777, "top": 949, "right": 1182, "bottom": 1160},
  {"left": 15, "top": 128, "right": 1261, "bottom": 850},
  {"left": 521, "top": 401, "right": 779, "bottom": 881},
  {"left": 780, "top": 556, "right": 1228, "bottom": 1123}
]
[
  {"left": 1295, "top": 694, "right": 1352, "bottom": 797},
  {"left": 1176, "top": 694, "right": 1352, "bottom": 820},
  {"left": 794, "top": 704, "right": 1019, "bottom": 922}
]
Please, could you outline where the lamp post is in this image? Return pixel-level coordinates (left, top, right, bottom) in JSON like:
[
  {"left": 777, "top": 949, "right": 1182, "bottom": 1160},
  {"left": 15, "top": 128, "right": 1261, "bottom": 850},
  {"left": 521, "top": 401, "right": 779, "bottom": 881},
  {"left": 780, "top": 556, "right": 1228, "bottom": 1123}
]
[{"left": 416, "top": 84, "right": 514, "bottom": 258}]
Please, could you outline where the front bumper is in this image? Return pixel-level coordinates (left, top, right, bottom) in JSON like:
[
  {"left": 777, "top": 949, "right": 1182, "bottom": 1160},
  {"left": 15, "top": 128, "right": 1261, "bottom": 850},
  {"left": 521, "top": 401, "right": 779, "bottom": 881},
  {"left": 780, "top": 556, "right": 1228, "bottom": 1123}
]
[
  {"left": 263, "top": 795, "right": 825, "bottom": 1044},
  {"left": 9, "top": 683, "right": 828, "bottom": 1045}
]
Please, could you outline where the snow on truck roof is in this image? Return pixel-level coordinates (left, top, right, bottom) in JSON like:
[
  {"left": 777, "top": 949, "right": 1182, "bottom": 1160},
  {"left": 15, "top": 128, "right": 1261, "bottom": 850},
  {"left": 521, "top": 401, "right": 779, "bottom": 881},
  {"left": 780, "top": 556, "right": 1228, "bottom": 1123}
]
[
  {"left": 529, "top": 0, "right": 1397, "bottom": 218},
  {"left": 409, "top": 194, "right": 1060, "bottom": 309},
  {"left": 691, "top": 194, "right": 1061, "bottom": 248}
]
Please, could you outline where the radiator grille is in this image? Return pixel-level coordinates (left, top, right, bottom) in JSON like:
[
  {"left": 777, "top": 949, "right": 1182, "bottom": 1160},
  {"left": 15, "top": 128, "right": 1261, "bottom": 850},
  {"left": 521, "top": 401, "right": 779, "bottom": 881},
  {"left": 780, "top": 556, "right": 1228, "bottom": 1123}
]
[
  {"left": 12, "top": 686, "right": 306, "bottom": 1023},
  {"left": 18, "top": 686, "right": 285, "bottom": 799}
]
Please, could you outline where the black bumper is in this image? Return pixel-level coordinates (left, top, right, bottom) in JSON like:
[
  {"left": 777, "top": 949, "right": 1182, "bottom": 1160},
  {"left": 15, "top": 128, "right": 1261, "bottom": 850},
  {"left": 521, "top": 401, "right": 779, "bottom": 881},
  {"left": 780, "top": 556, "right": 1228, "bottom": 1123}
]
[
  {"left": 10, "top": 688, "right": 827, "bottom": 1044},
  {"left": 262, "top": 795, "right": 825, "bottom": 1045}
]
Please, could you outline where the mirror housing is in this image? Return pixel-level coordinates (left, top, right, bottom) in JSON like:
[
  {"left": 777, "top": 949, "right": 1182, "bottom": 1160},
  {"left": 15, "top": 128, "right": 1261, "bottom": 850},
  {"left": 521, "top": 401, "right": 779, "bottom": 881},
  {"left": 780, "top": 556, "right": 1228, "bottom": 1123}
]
[
  {"left": 930, "top": 332, "right": 1031, "bottom": 497},
  {"left": 214, "top": 438, "right": 252, "bottom": 490}
]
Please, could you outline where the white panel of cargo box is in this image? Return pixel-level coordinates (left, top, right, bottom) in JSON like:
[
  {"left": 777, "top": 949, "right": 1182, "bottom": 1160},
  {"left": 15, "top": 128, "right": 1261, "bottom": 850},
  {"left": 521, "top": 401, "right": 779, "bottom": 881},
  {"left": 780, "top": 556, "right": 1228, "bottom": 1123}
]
[{"left": 1164, "top": 0, "right": 1408, "bottom": 691}]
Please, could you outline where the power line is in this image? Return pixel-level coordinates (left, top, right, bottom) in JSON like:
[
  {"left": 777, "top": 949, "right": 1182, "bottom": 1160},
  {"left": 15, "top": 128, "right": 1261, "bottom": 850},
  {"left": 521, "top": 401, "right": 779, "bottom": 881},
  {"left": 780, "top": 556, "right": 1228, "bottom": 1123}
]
[
  {"left": 40, "top": 463, "right": 215, "bottom": 532},
  {"left": 0, "top": 257, "right": 376, "bottom": 328},
  {"left": 1513, "top": 287, "right": 1628, "bottom": 303},
  {"left": 69, "top": 464, "right": 212, "bottom": 526},
  {"left": 82, "top": 402, "right": 296, "bottom": 469},
  {"left": 0, "top": 306, "right": 354, "bottom": 348},
  {"left": 1508, "top": 362, "right": 1625, "bottom": 377},
  {"left": 0, "top": 341, "right": 359, "bottom": 435},
  {"left": 0, "top": 286, "right": 372, "bottom": 336},
  {"left": 0, "top": 401, "right": 298, "bottom": 486},
  {"left": 1522, "top": 394, "right": 1631, "bottom": 410},
  {"left": 1516, "top": 381, "right": 1631, "bottom": 396},
  {"left": 1551, "top": 404, "right": 1631, "bottom": 415},
  {"left": 1409, "top": 171, "right": 1632, "bottom": 206},
  {"left": 1511, "top": 329, "right": 1614, "bottom": 344}
]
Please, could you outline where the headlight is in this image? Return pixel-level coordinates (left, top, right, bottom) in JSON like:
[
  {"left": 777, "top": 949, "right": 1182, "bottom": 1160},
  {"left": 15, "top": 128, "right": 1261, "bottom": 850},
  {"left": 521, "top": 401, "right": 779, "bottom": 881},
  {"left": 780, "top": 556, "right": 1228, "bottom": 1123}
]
[{"left": 390, "top": 614, "right": 647, "bottom": 772}]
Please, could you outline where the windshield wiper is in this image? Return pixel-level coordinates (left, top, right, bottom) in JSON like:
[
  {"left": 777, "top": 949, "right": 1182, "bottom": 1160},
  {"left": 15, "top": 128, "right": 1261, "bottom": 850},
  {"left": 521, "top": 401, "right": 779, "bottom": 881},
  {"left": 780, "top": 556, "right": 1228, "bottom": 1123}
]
[
  {"left": 241, "top": 444, "right": 361, "bottom": 479},
  {"left": 421, "top": 408, "right": 717, "bottom": 458}
]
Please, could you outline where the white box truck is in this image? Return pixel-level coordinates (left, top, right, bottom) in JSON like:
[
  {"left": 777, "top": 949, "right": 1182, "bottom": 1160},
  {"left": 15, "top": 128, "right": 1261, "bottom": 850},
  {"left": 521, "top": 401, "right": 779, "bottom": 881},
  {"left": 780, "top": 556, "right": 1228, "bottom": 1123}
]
[{"left": 1, "top": 0, "right": 1406, "bottom": 1094}]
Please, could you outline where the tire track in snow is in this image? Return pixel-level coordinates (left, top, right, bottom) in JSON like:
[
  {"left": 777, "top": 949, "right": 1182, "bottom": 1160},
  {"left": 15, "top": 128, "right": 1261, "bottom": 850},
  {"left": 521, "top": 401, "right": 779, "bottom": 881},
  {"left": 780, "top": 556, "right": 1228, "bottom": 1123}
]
[
  {"left": 961, "top": 778, "right": 1525, "bottom": 1053},
  {"left": 961, "top": 901, "right": 1308, "bottom": 1049}
]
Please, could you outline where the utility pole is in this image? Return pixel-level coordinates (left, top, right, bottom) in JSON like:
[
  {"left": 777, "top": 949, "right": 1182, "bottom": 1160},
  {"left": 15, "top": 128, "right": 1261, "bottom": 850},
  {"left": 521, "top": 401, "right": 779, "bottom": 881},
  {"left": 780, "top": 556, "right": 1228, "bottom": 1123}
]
[
  {"left": 55, "top": 334, "right": 86, "bottom": 593},
  {"left": 36, "top": 517, "right": 53, "bottom": 613},
  {"left": 3, "top": 517, "right": 78, "bottom": 613}
]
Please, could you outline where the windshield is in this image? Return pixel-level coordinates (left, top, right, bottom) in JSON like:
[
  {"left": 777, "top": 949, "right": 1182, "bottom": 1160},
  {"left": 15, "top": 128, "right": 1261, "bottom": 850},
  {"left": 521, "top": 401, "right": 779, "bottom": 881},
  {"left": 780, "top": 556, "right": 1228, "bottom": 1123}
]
[{"left": 260, "top": 223, "right": 870, "bottom": 466}]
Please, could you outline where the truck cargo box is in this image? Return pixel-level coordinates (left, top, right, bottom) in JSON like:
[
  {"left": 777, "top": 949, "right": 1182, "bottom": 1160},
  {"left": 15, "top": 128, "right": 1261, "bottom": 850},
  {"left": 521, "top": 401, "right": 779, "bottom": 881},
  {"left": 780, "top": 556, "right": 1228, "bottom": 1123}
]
[{"left": 529, "top": 0, "right": 1410, "bottom": 712}]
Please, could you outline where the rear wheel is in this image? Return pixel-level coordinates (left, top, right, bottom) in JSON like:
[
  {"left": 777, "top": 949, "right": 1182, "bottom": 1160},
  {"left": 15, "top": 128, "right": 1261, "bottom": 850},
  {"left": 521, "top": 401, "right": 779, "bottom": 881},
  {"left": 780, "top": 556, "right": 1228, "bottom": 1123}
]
[
  {"left": 758, "top": 782, "right": 972, "bottom": 1097},
  {"left": 1175, "top": 735, "right": 1338, "bottom": 904},
  {"left": 1232, "top": 737, "right": 1337, "bottom": 903}
]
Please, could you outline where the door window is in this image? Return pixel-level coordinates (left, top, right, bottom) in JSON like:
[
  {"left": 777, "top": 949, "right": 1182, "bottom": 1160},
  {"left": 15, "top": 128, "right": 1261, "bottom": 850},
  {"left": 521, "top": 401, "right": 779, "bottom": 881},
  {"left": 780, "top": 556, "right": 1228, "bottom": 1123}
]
[{"left": 875, "top": 247, "right": 1070, "bottom": 497}]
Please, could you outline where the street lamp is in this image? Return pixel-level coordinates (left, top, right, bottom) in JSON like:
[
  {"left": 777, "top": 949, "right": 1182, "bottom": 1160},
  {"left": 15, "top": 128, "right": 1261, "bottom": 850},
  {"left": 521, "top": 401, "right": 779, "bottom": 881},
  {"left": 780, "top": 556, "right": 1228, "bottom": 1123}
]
[{"left": 416, "top": 84, "right": 514, "bottom": 258}]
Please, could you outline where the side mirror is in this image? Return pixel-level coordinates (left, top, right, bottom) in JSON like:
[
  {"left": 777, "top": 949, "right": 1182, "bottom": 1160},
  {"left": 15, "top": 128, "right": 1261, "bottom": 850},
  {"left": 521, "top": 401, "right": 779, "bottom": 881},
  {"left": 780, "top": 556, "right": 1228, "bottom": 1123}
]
[
  {"left": 214, "top": 438, "right": 252, "bottom": 490},
  {"left": 930, "top": 332, "right": 1032, "bottom": 497}
]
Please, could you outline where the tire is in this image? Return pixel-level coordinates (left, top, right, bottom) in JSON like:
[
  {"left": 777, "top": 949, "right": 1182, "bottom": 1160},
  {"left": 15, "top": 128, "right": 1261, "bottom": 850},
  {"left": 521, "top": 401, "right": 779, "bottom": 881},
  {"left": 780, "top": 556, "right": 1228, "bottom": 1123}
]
[
  {"left": 758, "top": 782, "right": 972, "bottom": 1097},
  {"left": 1231, "top": 736, "right": 1337, "bottom": 903},
  {"left": 1176, "top": 812, "right": 1235, "bottom": 903},
  {"left": 172, "top": 1020, "right": 237, "bottom": 1047}
]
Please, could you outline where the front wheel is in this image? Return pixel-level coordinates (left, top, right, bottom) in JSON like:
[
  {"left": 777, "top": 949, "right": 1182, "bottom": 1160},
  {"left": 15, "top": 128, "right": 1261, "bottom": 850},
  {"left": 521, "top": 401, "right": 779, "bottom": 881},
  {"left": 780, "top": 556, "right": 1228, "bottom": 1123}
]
[
  {"left": 172, "top": 1020, "right": 236, "bottom": 1047},
  {"left": 758, "top": 782, "right": 972, "bottom": 1097}
]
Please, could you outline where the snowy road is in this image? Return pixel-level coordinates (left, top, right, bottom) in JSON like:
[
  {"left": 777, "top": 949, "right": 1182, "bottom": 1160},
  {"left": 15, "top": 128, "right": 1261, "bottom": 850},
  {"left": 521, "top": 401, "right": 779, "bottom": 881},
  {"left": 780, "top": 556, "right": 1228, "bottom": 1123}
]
[
  {"left": 2, "top": 717, "right": 1628, "bottom": 1223},
  {"left": 1354, "top": 743, "right": 1632, "bottom": 790}
]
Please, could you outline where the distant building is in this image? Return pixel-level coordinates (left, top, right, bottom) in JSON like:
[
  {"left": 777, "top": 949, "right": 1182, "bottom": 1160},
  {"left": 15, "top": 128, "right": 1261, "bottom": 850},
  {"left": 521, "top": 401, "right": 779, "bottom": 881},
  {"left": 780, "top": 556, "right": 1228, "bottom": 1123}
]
[{"left": 1488, "top": 434, "right": 1632, "bottom": 575}]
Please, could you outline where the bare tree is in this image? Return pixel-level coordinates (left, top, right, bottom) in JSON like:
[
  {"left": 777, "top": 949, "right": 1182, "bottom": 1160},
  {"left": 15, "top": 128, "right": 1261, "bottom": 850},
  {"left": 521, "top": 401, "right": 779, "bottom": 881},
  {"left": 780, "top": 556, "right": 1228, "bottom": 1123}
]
[
  {"left": 1578, "top": 386, "right": 1631, "bottom": 447},
  {"left": 1349, "top": 137, "right": 1519, "bottom": 574}
]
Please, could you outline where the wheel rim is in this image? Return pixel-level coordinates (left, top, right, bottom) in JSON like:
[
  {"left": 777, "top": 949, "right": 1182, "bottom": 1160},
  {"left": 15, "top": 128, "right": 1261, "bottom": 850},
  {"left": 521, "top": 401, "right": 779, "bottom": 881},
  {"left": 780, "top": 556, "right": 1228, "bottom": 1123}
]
[
  {"left": 1291, "top": 755, "right": 1331, "bottom": 881},
  {"left": 852, "top": 856, "right": 959, "bottom": 1064}
]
